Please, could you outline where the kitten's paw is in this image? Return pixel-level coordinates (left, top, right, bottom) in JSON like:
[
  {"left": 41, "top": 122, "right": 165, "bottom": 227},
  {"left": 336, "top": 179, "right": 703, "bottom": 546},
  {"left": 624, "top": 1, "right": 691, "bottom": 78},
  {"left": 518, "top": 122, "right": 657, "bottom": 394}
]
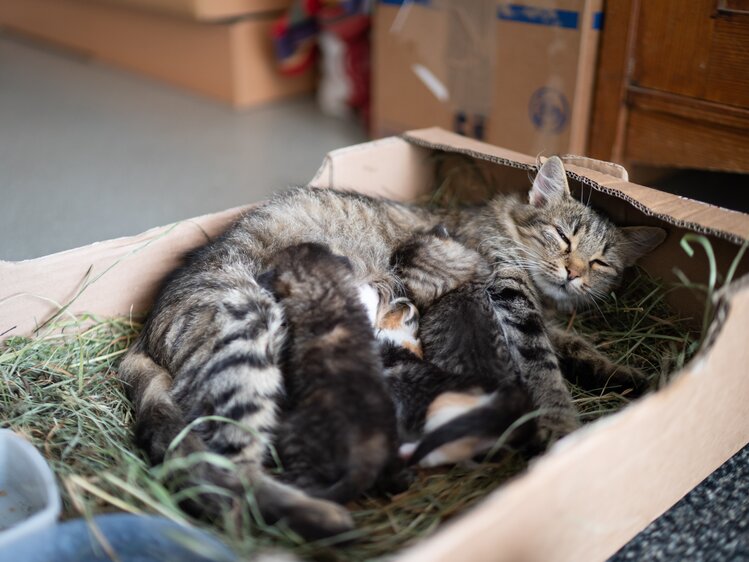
[
  {"left": 398, "top": 442, "right": 418, "bottom": 462},
  {"left": 282, "top": 497, "right": 355, "bottom": 541},
  {"left": 376, "top": 298, "right": 422, "bottom": 357}
]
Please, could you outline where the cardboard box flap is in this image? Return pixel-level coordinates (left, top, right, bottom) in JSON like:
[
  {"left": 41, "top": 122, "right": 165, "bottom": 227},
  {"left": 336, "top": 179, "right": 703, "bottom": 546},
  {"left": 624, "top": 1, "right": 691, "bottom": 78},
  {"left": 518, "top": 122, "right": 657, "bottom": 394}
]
[
  {"left": 398, "top": 272, "right": 749, "bottom": 562},
  {"left": 309, "top": 136, "right": 434, "bottom": 202},
  {"left": 0, "top": 207, "right": 248, "bottom": 340},
  {"left": 559, "top": 155, "right": 629, "bottom": 181},
  {"left": 403, "top": 128, "right": 749, "bottom": 245}
]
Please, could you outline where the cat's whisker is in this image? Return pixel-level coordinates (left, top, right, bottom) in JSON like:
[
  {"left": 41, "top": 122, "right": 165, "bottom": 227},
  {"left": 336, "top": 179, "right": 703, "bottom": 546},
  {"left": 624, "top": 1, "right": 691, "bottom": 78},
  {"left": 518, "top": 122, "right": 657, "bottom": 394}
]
[
  {"left": 587, "top": 295, "right": 607, "bottom": 318},
  {"left": 588, "top": 287, "right": 611, "bottom": 302}
]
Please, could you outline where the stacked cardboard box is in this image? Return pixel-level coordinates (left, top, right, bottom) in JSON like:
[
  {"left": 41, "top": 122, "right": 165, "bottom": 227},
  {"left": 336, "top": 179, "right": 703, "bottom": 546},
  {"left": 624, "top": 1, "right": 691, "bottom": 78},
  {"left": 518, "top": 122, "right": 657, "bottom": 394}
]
[
  {"left": 0, "top": 0, "right": 314, "bottom": 107},
  {"left": 372, "top": 0, "right": 602, "bottom": 156},
  {"left": 87, "top": 0, "right": 291, "bottom": 21}
]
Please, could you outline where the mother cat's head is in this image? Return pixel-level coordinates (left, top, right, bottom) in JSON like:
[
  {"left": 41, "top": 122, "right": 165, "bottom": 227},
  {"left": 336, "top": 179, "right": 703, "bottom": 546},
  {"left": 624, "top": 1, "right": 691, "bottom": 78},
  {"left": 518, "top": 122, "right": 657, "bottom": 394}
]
[{"left": 509, "top": 156, "right": 666, "bottom": 309}]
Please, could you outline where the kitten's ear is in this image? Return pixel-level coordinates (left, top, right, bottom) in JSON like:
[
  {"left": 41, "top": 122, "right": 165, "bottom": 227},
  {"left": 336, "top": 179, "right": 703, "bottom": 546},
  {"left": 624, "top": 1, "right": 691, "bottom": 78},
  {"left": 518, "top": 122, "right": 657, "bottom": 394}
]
[
  {"left": 429, "top": 224, "right": 450, "bottom": 240},
  {"left": 334, "top": 254, "right": 354, "bottom": 271},
  {"left": 619, "top": 226, "right": 667, "bottom": 266},
  {"left": 529, "top": 156, "right": 570, "bottom": 207},
  {"left": 257, "top": 269, "right": 279, "bottom": 294}
]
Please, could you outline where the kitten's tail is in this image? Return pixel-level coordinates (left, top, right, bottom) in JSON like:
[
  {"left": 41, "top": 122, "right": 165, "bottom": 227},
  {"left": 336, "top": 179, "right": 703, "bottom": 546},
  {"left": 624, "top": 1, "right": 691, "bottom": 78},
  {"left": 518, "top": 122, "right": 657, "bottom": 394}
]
[
  {"left": 119, "top": 345, "right": 354, "bottom": 540},
  {"left": 406, "top": 385, "right": 538, "bottom": 467}
]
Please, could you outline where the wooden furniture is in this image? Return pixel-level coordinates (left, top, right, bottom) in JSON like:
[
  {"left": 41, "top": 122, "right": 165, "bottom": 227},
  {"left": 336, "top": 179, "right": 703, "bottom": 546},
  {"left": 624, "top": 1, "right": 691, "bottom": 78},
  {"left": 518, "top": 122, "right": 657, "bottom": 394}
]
[{"left": 589, "top": 0, "right": 749, "bottom": 172}]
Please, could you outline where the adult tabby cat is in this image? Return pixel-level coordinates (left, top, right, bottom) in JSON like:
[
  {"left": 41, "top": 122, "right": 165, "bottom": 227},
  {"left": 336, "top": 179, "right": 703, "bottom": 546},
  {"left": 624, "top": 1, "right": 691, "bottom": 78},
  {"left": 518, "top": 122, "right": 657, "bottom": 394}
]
[{"left": 119, "top": 156, "right": 665, "bottom": 539}]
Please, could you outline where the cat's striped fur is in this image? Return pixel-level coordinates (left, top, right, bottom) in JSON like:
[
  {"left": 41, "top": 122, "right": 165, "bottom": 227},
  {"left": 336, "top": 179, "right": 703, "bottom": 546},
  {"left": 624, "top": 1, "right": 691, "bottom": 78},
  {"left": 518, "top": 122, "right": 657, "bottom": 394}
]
[{"left": 119, "top": 157, "right": 665, "bottom": 538}]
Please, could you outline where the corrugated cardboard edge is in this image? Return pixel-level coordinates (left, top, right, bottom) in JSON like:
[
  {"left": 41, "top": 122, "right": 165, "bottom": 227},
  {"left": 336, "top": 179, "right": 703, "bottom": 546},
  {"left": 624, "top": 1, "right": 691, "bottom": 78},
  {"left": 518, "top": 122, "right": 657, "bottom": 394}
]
[
  {"left": 403, "top": 128, "right": 749, "bottom": 245},
  {"left": 559, "top": 154, "right": 629, "bottom": 181}
]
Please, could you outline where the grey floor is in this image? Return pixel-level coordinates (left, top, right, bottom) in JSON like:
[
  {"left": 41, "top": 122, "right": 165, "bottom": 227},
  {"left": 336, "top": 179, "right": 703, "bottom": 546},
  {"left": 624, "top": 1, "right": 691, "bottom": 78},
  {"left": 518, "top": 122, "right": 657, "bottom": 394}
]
[
  {"left": 0, "top": 32, "right": 366, "bottom": 261},
  {"left": 2, "top": 27, "right": 748, "bottom": 562}
]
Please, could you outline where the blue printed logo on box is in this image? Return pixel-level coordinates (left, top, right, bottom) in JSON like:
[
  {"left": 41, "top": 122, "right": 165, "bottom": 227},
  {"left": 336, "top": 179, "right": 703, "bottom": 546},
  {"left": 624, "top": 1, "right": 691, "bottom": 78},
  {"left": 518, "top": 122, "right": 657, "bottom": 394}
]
[{"left": 529, "top": 87, "right": 569, "bottom": 134}]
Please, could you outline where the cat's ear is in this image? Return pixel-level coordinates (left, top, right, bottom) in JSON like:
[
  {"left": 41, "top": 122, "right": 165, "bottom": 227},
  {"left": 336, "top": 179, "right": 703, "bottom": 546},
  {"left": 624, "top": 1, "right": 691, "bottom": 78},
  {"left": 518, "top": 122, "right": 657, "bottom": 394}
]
[
  {"left": 619, "top": 226, "right": 667, "bottom": 266},
  {"left": 529, "top": 156, "right": 570, "bottom": 207}
]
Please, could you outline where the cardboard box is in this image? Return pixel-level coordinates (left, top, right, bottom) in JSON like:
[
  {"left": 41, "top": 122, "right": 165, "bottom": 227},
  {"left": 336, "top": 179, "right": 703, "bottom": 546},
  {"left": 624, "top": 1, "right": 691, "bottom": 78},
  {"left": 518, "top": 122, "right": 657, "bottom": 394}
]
[
  {"left": 2, "top": 128, "right": 748, "bottom": 561},
  {"left": 84, "top": 0, "right": 292, "bottom": 21},
  {"left": 0, "top": 0, "right": 313, "bottom": 107},
  {"left": 372, "top": 0, "right": 602, "bottom": 156}
]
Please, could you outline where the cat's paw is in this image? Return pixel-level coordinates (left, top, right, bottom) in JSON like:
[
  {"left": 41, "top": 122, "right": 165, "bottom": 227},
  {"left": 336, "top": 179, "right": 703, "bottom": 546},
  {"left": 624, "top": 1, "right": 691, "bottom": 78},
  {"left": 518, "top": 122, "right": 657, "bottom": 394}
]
[{"left": 537, "top": 410, "right": 581, "bottom": 446}]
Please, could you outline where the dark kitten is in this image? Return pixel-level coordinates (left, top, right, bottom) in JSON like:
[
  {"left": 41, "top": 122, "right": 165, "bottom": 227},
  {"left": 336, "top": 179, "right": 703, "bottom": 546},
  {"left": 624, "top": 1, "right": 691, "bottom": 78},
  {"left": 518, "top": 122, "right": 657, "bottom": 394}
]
[
  {"left": 382, "top": 228, "right": 538, "bottom": 466},
  {"left": 258, "top": 242, "right": 400, "bottom": 504}
]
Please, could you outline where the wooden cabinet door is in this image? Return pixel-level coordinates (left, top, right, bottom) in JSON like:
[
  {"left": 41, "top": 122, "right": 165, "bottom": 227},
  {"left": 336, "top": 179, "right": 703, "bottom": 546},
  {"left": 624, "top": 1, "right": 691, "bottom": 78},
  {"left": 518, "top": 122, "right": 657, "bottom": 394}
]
[
  {"left": 634, "top": 0, "right": 749, "bottom": 108},
  {"left": 589, "top": 0, "right": 749, "bottom": 172}
]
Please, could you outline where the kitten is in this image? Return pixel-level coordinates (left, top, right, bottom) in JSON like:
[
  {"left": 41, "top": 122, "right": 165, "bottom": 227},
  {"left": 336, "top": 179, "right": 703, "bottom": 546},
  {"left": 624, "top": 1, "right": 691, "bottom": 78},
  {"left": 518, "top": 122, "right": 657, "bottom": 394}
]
[
  {"left": 257, "top": 243, "right": 400, "bottom": 505},
  {"left": 383, "top": 228, "right": 538, "bottom": 466},
  {"left": 119, "top": 156, "right": 665, "bottom": 538}
]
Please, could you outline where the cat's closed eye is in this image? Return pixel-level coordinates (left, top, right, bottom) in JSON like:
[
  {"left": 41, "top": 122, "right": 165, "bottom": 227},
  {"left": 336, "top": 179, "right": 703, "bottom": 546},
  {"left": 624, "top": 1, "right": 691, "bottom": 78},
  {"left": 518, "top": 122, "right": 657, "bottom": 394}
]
[
  {"left": 554, "top": 225, "right": 571, "bottom": 252},
  {"left": 590, "top": 259, "right": 612, "bottom": 269}
]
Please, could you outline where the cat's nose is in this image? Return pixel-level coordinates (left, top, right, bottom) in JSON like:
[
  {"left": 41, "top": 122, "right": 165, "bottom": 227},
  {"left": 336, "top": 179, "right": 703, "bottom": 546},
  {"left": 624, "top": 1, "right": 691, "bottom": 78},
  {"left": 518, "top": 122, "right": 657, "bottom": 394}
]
[{"left": 566, "top": 267, "right": 580, "bottom": 281}]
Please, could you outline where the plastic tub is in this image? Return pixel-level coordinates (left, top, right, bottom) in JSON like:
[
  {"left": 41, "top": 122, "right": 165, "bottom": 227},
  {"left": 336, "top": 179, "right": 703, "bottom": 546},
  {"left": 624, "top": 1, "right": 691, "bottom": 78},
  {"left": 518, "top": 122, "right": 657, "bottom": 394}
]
[{"left": 0, "top": 429, "right": 61, "bottom": 550}]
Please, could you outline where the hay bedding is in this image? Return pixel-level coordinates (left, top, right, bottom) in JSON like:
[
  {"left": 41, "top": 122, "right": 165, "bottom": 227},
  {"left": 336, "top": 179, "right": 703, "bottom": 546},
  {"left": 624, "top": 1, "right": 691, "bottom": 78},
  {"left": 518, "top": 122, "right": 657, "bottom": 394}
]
[{"left": 0, "top": 262, "right": 706, "bottom": 561}]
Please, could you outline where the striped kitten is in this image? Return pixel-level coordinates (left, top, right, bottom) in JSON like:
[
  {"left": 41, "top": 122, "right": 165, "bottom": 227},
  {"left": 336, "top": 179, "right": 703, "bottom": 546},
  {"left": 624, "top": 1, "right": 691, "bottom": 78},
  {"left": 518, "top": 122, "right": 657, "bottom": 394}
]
[
  {"left": 119, "top": 156, "right": 665, "bottom": 538},
  {"left": 257, "top": 243, "right": 400, "bottom": 505}
]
